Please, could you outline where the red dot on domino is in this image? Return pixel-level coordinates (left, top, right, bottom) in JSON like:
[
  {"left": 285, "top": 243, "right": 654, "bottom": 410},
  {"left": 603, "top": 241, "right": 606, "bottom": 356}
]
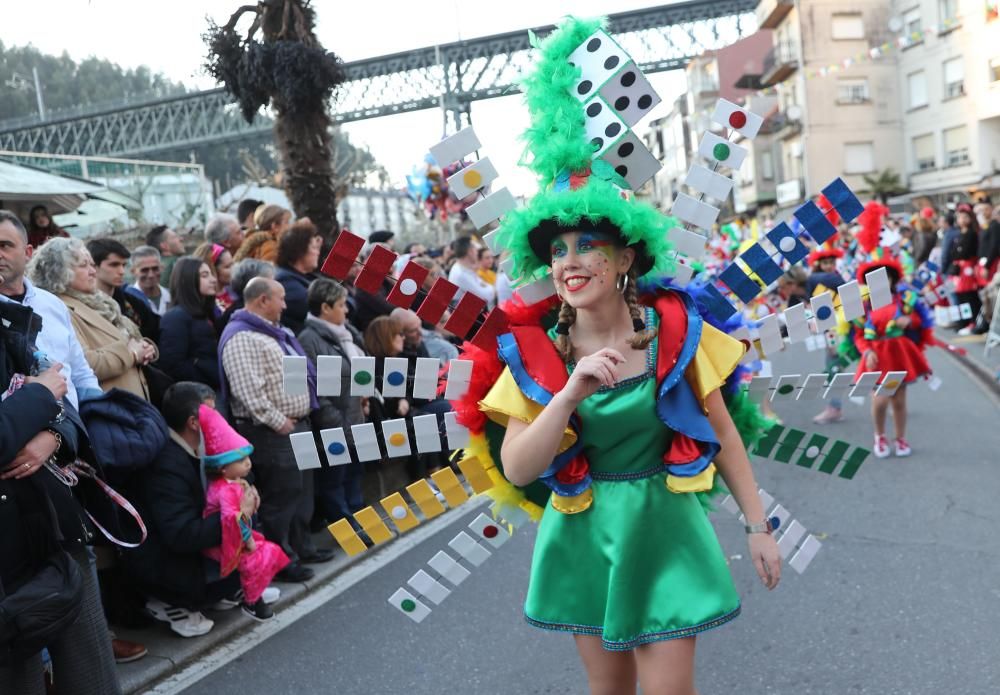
[
  {"left": 483, "top": 525, "right": 498, "bottom": 539},
  {"left": 729, "top": 111, "right": 747, "bottom": 129}
]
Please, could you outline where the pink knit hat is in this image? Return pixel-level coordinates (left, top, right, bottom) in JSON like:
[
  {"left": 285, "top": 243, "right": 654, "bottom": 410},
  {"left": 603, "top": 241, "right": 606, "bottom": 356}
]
[{"left": 199, "top": 404, "right": 253, "bottom": 468}]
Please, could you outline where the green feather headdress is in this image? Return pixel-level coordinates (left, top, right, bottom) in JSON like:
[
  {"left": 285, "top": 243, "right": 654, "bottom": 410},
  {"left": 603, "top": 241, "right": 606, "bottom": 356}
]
[{"left": 496, "top": 15, "right": 677, "bottom": 283}]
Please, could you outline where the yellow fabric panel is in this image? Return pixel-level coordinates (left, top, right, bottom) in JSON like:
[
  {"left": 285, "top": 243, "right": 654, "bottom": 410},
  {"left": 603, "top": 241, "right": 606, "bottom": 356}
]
[
  {"left": 686, "top": 322, "right": 746, "bottom": 406},
  {"left": 478, "top": 367, "right": 577, "bottom": 453},
  {"left": 666, "top": 464, "right": 717, "bottom": 493}
]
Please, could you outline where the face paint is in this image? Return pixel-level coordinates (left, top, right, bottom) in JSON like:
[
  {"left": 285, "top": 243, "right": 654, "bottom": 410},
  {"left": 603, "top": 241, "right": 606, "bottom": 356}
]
[
  {"left": 550, "top": 238, "right": 569, "bottom": 260},
  {"left": 577, "top": 230, "right": 618, "bottom": 261}
]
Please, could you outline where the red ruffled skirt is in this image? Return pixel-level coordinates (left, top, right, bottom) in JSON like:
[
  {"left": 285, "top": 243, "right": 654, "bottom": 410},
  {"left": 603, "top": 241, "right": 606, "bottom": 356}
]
[{"left": 855, "top": 336, "right": 931, "bottom": 385}]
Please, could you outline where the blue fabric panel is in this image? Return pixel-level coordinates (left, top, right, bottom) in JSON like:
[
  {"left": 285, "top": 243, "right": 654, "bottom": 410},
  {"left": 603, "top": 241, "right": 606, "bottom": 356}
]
[
  {"left": 740, "top": 243, "right": 784, "bottom": 285},
  {"left": 719, "top": 263, "right": 761, "bottom": 303},
  {"left": 794, "top": 200, "right": 838, "bottom": 244}
]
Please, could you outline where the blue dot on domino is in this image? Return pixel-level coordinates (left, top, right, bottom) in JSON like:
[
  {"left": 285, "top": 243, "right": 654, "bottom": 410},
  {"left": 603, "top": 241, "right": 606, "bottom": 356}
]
[
  {"left": 328, "top": 442, "right": 346, "bottom": 455},
  {"left": 816, "top": 306, "right": 832, "bottom": 321},
  {"left": 387, "top": 371, "right": 405, "bottom": 386},
  {"left": 769, "top": 516, "right": 781, "bottom": 531}
]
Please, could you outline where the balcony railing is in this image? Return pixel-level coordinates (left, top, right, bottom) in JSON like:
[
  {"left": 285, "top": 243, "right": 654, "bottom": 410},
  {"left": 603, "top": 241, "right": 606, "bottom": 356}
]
[{"left": 761, "top": 42, "right": 799, "bottom": 86}]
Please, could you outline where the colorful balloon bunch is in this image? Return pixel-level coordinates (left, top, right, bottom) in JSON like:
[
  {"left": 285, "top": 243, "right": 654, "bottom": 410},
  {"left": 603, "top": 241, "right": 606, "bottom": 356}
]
[{"left": 405, "top": 155, "right": 475, "bottom": 221}]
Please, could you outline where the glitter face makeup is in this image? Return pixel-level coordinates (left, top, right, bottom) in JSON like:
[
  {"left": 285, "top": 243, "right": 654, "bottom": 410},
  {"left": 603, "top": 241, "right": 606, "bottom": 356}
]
[{"left": 551, "top": 230, "right": 625, "bottom": 301}]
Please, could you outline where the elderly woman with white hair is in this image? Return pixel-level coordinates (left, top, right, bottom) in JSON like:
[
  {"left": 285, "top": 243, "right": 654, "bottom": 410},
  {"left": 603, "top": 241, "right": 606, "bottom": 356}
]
[{"left": 28, "top": 237, "right": 157, "bottom": 399}]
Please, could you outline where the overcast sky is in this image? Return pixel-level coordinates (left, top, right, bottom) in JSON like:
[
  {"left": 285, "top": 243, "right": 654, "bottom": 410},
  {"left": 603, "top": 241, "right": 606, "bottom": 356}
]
[{"left": 4, "top": 1, "right": 688, "bottom": 194}]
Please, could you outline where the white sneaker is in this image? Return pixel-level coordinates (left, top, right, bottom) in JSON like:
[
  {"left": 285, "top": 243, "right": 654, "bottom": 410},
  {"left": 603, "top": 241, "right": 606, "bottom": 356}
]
[
  {"left": 262, "top": 586, "right": 280, "bottom": 604},
  {"left": 894, "top": 438, "right": 912, "bottom": 457},
  {"left": 146, "top": 599, "right": 214, "bottom": 638},
  {"left": 873, "top": 435, "right": 891, "bottom": 459}
]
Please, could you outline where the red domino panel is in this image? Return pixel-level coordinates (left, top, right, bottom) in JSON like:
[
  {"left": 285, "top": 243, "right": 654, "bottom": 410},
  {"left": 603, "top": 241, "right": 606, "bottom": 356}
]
[
  {"left": 386, "top": 261, "right": 430, "bottom": 309},
  {"left": 415, "top": 277, "right": 459, "bottom": 325},
  {"left": 443, "top": 293, "right": 487, "bottom": 339},
  {"left": 320, "top": 229, "right": 366, "bottom": 280},
  {"left": 354, "top": 245, "right": 398, "bottom": 294},
  {"left": 469, "top": 308, "right": 509, "bottom": 351}
]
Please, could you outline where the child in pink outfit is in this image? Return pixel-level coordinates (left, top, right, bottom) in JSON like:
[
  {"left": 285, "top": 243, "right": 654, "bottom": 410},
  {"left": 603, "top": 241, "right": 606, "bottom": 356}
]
[{"left": 198, "top": 405, "right": 289, "bottom": 621}]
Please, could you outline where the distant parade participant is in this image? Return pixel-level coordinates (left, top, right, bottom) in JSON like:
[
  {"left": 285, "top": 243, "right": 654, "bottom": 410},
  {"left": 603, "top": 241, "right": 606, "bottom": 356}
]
[{"left": 806, "top": 246, "right": 850, "bottom": 425}]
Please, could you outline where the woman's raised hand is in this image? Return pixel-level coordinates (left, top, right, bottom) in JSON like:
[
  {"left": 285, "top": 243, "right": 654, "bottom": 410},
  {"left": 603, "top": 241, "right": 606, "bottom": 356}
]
[{"left": 558, "top": 348, "right": 625, "bottom": 406}]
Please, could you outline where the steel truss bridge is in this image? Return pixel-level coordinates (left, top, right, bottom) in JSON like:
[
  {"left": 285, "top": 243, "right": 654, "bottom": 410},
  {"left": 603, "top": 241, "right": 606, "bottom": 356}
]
[{"left": 0, "top": 0, "right": 755, "bottom": 159}]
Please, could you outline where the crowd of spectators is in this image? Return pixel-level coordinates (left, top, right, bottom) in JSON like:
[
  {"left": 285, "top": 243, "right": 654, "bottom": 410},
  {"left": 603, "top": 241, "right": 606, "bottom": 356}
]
[{"left": 0, "top": 199, "right": 500, "bottom": 692}]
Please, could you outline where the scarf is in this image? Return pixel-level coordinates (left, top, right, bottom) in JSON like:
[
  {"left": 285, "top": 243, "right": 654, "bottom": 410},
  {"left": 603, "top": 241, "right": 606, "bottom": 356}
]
[
  {"left": 64, "top": 288, "right": 142, "bottom": 341},
  {"left": 318, "top": 317, "right": 365, "bottom": 359},
  {"left": 218, "top": 309, "right": 319, "bottom": 410}
]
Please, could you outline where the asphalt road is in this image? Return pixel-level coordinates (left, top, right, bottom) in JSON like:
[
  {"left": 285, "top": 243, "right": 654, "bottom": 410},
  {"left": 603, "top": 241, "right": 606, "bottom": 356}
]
[{"left": 174, "top": 343, "right": 1000, "bottom": 695}]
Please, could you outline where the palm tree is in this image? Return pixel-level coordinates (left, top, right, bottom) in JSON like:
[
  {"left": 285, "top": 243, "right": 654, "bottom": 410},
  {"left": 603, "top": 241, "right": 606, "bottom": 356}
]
[
  {"left": 204, "top": 1, "right": 345, "bottom": 241},
  {"left": 862, "top": 168, "right": 906, "bottom": 204}
]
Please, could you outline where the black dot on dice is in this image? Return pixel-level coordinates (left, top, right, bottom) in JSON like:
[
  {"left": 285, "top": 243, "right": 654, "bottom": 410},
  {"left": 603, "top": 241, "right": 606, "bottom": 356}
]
[
  {"left": 616, "top": 165, "right": 629, "bottom": 177},
  {"left": 587, "top": 38, "right": 601, "bottom": 52},
  {"left": 604, "top": 56, "right": 619, "bottom": 70},
  {"left": 590, "top": 137, "right": 603, "bottom": 152},
  {"left": 615, "top": 96, "right": 630, "bottom": 111},
  {"left": 621, "top": 71, "right": 636, "bottom": 87},
  {"left": 618, "top": 142, "right": 634, "bottom": 157},
  {"left": 605, "top": 123, "right": 621, "bottom": 138},
  {"left": 638, "top": 94, "right": 652, "bottom": 109},
  {"left": 577, "top": 80, "right": 592, "bottom": 95},
  {"left": 586, "top": 102, "right": 602, "bottom": 117}
]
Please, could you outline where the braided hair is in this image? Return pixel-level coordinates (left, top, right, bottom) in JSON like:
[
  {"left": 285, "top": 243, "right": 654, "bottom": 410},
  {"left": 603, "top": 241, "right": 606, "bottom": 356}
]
[{"left": 554, "top": 268, "right": 655, "bottom": 363}]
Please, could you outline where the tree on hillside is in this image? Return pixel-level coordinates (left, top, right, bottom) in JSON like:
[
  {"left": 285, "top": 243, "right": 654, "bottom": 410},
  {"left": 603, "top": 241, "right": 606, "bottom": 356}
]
[
  {"left": 204, "top": 1, "right": 346, "bottom": 241},
  {"left": 862, "top": 168, "right": 906, "bottom": 204}
]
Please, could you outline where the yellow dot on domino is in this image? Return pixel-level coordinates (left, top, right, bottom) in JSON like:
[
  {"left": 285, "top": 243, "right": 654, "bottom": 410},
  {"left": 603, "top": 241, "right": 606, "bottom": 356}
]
[
  {"left": 462, "top": 169, "right": 483, "bottom": 189},
  {"left": 388, "top": 432, "right": 407, "bottom": 447},
  {"left": 884, "top": 379, "right": 900, "bottom": 390}
]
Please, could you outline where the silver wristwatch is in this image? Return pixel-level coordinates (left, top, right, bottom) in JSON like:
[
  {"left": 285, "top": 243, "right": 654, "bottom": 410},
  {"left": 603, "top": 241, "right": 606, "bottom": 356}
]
[{"left": 744, "top": 518, "right": 775, "bottom": 535}]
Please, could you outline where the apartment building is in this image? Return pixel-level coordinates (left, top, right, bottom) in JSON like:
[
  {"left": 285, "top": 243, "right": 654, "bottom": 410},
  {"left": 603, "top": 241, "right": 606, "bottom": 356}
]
[
  {"left": 756, "top": 0, "right": 904, "bottom": 209},
  {"left": 892, "top": 0, "right": 1000, "bottom": 203},
  {"left": 643, "top": 95, "right": 691, "bottom": 210}
]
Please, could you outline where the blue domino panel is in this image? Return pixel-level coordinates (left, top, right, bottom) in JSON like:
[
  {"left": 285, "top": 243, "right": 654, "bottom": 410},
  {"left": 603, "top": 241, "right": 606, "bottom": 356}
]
[
  {"left": 821, "top": 178, "right": 864, "bottom": 223},
  {"left": 701, "top": 283, "right": 738, "bottom": 321},
  {"left": 719, "top": 263, "right": 762, "bottom": 303},
  {"left": 794, "top": 201, "right": 838, "bottom": 244},
  {"left": 740, "top": 243, "right": 784, "bottom": 285},
  {"left": 766, "top": 222, "right": 809, "bottom": 265}
]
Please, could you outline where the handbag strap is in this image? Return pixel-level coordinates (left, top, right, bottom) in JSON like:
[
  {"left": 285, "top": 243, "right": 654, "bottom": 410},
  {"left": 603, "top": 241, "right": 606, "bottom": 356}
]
[{"left": 50, "top": 461, "right": 148, "bottom": 549}]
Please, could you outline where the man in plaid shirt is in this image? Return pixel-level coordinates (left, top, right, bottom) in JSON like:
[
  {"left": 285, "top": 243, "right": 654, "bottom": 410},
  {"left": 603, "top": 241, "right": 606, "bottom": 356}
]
[{"left": 219, "top": 278, "right": 334, "bottom": 582}]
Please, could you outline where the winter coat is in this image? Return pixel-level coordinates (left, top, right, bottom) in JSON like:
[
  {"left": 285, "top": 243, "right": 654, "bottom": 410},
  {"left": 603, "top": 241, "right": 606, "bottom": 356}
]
[
  {"left": 297, "top": 317, "right": 365, "bottom": 432},
  {"left": 79, "top": 388, "right": 169, "bottom": 475},
  {"left": 157, "top": 306, "right": 220, "bottom": 389},
  {"left": 276, "top": 266, "right": 314, "bottom": 336}
]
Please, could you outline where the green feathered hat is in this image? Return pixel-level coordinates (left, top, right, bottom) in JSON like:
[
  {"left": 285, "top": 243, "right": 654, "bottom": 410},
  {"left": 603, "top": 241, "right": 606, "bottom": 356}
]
[{"left": 496, "top": 16, "right": 677, "bottom": 283}]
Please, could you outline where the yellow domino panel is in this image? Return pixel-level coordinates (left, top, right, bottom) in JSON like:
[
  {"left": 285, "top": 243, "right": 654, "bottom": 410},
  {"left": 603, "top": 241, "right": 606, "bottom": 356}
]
[
  {"left": 457, "top": 456, "right": 494, "bottom": 494},
  {"left": 406, "top": 479, "right": 446, "bottom": 519},
  {"left": 327, "top": 519, "right": 367, "bottom": 556},
  {"left": 380, "top": 492, "right": 420, "bottom": 532},
  {"left": 353, "top": 506, "right": 393, "bottom": 545},
  {"left": 430, "top": 468, "right": 469, "bottom": 508}
]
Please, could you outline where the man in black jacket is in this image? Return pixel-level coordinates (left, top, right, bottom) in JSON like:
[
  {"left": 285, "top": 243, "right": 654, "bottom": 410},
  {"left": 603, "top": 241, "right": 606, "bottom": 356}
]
[
  {"left": 85, "top": 238, "right": 160, "bottom": 343},
  {"left": 123, "top": 382, "right": 255, "bottom": 637}
]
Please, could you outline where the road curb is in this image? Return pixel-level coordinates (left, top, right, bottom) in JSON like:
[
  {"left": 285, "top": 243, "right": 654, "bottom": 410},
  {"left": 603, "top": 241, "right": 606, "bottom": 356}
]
[{"left": 941, "top": 340, "right": 1000, "bottom": 403}]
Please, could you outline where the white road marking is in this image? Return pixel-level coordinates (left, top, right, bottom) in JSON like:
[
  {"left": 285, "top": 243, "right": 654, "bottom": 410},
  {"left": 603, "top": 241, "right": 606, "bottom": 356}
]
[{"left": 142, "top": 497, "right": 489, "bottom": 694}]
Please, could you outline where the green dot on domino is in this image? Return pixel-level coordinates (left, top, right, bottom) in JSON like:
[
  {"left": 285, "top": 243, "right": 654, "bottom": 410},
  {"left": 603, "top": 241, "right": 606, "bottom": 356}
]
[
  {"left": 400, "top": 599, "right": 416, "bottom": 612},
  {"left": 713, "top": 143, "right": 731, "bottom": 161},
  {"left": 354, "top": 371, "right": 372, "bottom": 385}
]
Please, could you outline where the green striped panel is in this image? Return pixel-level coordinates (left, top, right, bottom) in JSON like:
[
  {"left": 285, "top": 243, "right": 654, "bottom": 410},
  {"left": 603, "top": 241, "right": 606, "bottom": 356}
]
[
  {"left": 752, "top": 424, "right": 785, "bottom": 458},
  {"left": 817, "top": 440, "right": 851, "bottom": 474},
  {"left": 838, "top": 447, "right": 871, "bottom": 480},
  {"left": 773, "top": 428, "right": 806, "bottom": 463},
  {"left": 794, "top": 433, "right": 830, "bottom": 469}
]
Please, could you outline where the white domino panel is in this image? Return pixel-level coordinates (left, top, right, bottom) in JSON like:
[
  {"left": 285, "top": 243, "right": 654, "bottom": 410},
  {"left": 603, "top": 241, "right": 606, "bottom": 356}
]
[
  {"left": 796, "top": 373, "right": 830, "bottom": 400},
  {"left": 444, "top": 412, "right": 470, "bottom": 450},
  {"left": 756, "top": 313, "right": 785, "bottom": 357},
  {"left": 444, "top": 359, "right": 474, "bottom": 400},
  {"left": 666, "top": 227, "right": 708, "bottom": 260},
  {"left": 783, "top": 303, "right": 810, "bottom": 343},
  {"left": 428, "top": 551, "right": 471, "bottom": 586},
  {"left": 446, "top": 157, "right": 498, "bottom": 199},
  {"left": 482, "top": 229, "right": 502, "bottom": 253},
  {"left": 823, "top": 371, "right": 855, "bottom": 402},
  {"left": 668, "top": 257, "right": 695, "bottom": 286},
  {"left": 672, "top": 192, "right": 720, "bottom": 231},
  {"left": 429, "top": 126, "right": 481, "bottom": 165},
  {"left": 289, "top": 431, "right": 322, "bottom": 471},
  {"left": 684, "top": 164, "right": 734, "bottom": 201},
  {"left": 873, "top": 371, "right": 909, "bottom": 397},
  {"left": 411, "top": 358, "right": 440, "bottom": 400},
  {"left": 757, "top": 488, "right": 775, "bottom": 512},
  {"left": 698, "top": 131, "right": 748, "bottom": 168},
  {"left": 389, "top": 588, "right": 431, "bottom": 623},
  {"left": 282, "top": 356, "right": 308, "bottom": 395},
  {"left": 351, "top": 423, "right": 381, "bottom": 462},
  {"left": 411, "top": 414, "right": 442, "bottom": 453},
  {"left": 776, "top": 519, "right": 807, "bottom": 559},
  {"left": 745, "top": 375, "right": 774, "bottom": 404},
  {"left": 865, "top": 267, "right": 893, "bottom": 309},
  {"left": 729, "top": 326, "right": 760, "bottom": 365},
  {"left": 319, "top": 428, "right": 352, "bottom": 466},
  {"left": 850, "top": 371, "right": 882, "bottom": 397},
  {"left": 837, "top": 280, "right": 865, "bottom": 321},
  {"left": 448, "top": 531, "right": 491, "bottom": 566},
  {"left": 407, "top": 569, "right": 451, "bottom": 605},
  {"left": 810, "top": 291, "right": 837, "bottom": 332},
  {"left": 381, "top": 357, "right": 409, "bottom": 398},
  {"left": 516, "top": 274, "right": 558, "bottom": 304},
  {"left": 789, "top": 534, "right": 822, "bottom": 574},
  {"left": 495, "top": 503, "right": 531, "bottom": 529},
  {"left": 468, "top": 513, "right": 511, "bottom": 548},
  {"left": 349, "top": 356, "right": 377, "bottom": 397},
  {"left": 720, "top": 495, "right": 740, "bottom": 515},
  {"left": 316, "top": 355, "right": 342, "bottom": 396},
  {"left": 467, "top": 187, "right": 516, "bottom": 228},
  {"left": 710, "top": 98, "right": 764, "bottom": 139},
  {"left": 768, "top": 504, "right": 792, "bottom": 532},
  {"left": 381, "top": 418, "right": 412, "bottom": 457}
]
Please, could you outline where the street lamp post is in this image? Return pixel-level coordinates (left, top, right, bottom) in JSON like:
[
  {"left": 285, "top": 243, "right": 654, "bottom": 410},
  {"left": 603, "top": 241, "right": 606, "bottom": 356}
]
[{"left": 4, "top": 67, "right": 47, "bottom": 122}]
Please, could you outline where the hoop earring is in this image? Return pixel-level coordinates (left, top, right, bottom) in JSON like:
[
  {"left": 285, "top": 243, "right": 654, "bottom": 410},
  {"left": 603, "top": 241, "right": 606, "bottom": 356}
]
[{"left": 616, "top": 273, "right": 629, "bottom": 294}]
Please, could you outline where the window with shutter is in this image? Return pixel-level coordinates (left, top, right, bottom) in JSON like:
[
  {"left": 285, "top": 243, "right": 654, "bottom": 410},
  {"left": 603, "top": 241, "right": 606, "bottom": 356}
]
[
  {"left": 837, "top": 78, "right": 870, "bottom": 104},
  {"left": 943, "top": 58, "right": 964, "bottom": 98},
  {"left": 904, "top": 7, "right": 922, "bottom": 34},
  {"left": 912, "top": 134, "right": 935, "bottom": 172},
  {"left": 844, "top": 142, "right": 875, "bottom": 174},
  {"left": 908, "top": 71, "right": 928, "bottom": 108},
  {"left": 943, "top": 126, "right": 969, "bottom": 167},
  {"left": 832, "top": 14, "right": 865, "bottom": 39}
]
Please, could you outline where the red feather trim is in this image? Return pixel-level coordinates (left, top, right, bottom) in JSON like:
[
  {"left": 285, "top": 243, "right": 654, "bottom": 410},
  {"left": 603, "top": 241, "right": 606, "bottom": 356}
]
[
  {"left": 855, "top": 201, "right": 889, "bottom": 254},
  {"left": 452, "top": 340, "right": 505, "bottom": 434},
  {"left": 498, "top": 293, "right": 560, "bottom": 326}
]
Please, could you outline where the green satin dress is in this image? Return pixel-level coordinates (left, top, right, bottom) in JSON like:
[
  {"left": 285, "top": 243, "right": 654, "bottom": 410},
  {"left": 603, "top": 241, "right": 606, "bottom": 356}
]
[{"left": 523, "top": 339, "right": 741, "bottom": 651}]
